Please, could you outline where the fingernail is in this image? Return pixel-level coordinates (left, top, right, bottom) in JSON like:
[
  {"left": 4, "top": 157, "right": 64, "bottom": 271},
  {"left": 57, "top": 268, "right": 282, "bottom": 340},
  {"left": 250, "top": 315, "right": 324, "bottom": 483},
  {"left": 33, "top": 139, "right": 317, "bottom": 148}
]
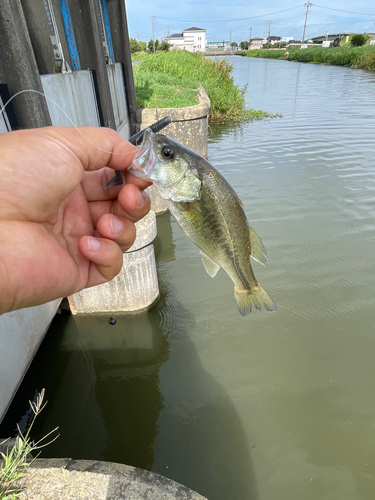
[
  {"left": 136, "top": 189, "right": 145, "bottom": 206},
  {"left": 110, "top": 216, "right": 123, "bottom": 234},
  {"left": 88, "top": 236, "right": 101, "bottom": 252}
]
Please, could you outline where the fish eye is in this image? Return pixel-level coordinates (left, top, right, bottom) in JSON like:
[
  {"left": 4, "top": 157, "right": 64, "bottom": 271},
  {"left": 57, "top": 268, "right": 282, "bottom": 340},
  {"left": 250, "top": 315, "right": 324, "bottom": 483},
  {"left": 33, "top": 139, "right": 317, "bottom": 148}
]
[{"left": 161, "top": 146, "right": 175, "bottom": 161}]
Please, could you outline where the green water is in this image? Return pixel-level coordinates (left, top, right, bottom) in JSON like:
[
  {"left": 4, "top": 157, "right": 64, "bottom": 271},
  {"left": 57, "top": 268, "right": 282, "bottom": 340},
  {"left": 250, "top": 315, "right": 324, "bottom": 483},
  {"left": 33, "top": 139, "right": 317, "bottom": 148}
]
[{"left": 2, "top": 57, "right": 375, "bottom": 499}]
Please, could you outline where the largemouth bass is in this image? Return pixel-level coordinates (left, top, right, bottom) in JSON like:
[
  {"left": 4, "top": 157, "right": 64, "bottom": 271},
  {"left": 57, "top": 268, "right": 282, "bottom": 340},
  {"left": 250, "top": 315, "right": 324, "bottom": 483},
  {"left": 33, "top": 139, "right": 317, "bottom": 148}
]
[{"left": 129, "top": 129, "right": 276, "bottom": 316}]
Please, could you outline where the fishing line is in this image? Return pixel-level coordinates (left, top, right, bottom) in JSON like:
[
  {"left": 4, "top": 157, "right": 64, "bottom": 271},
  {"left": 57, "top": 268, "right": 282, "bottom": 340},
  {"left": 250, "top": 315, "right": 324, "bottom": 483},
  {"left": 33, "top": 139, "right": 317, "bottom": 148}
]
[
  {"left": 0, "top": 89, "right": 144, "bottom": 157},
  {"left": 1, "top": 88, "right": 171, "bottom": 189}
]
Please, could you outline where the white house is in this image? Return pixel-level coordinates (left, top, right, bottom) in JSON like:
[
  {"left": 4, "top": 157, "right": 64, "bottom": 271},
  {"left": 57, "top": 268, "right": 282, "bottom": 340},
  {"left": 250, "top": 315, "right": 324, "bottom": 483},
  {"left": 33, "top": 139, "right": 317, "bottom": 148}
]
[{"left": 165, "top": 27, "right": 206, "bottom": 52}]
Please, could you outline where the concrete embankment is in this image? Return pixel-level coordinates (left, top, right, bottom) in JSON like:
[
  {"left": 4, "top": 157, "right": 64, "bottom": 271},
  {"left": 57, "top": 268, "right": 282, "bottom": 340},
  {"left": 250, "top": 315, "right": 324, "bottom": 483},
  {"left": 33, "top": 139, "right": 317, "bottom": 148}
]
[{"left": 0, "top": 440, "right": 207, "bottom": 500}]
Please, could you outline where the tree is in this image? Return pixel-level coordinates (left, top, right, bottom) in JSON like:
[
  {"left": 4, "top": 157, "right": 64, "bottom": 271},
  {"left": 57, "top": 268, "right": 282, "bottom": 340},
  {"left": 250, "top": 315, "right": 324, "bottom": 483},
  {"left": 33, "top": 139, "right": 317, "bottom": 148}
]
[
  {"left": 148, "top": 39, "right": 159, "bottom": 52},
  {"left": 139, "top": 41, "right": 147, "bottom": 51},
  {"left": 350, "top": 34, "right": 366, "bottom": 47},
  {"left": 240, "top": 41, "right": 249, "bottom": 50},
  {"left": 158, "top": 41, "right": 170, "bottom": 51},
  {"left": 230, "top": 41, "right": 238, "bottom": 47},
  {"left": 129, "top": 37, "right": 141, "bottom": 53}
]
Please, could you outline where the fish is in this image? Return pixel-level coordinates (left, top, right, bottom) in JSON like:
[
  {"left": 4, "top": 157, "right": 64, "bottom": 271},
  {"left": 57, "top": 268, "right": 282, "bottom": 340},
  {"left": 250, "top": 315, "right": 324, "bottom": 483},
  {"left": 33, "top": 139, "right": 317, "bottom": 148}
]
[{"left": 128, "top": 129, "right": 276, "bottom": 316}]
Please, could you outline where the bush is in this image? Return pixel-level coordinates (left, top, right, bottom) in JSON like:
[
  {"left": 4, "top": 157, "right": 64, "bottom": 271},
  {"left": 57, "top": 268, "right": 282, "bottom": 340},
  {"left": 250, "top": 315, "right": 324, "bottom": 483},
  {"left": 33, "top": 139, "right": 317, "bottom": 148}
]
[
  {"left": 350, "top": 34, "right": 367, "bottom": 47},
  {"left": 157, "top": 41, "right": 170, "bottom": 51}
]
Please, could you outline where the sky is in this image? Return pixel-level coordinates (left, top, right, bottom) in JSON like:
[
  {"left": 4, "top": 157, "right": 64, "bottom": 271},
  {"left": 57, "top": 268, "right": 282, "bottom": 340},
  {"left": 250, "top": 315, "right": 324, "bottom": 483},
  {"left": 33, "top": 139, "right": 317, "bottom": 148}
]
[{"left": 125, "top": 0, "right": 375, "bottom": 44}]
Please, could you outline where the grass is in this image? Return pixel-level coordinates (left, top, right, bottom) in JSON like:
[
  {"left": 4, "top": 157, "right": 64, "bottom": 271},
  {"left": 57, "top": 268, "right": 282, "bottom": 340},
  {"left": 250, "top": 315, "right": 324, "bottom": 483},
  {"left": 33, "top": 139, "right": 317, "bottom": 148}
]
[
  {"left": 132, "top": 50, "right": 279, "bottom": 122},
  {"left": 0, "top": 390, "right": 58, "bottom": 499},
  {"left": 237, "top": 43, "right": 375, "bottom": 69}
]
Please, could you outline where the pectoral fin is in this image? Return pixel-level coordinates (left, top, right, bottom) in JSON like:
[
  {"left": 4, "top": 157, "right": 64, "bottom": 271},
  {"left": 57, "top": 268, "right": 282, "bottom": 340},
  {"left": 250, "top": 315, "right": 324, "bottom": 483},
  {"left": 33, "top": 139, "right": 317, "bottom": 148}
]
[
  {"left": 171, "top": 172, "right": 202, "bottom": 202},
  {"left": 200, "top": 251, "right": 220, "bottom": 278},
  {"left": 249, "top": 226, "right": 268, "bottom": 265}
]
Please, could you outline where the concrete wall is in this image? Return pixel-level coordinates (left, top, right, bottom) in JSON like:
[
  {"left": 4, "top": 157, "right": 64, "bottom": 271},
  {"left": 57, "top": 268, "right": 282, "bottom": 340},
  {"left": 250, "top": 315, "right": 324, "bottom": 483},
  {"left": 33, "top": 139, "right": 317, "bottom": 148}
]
[{"left": 0, "top": 300, "right": 60, "bottom": 424}]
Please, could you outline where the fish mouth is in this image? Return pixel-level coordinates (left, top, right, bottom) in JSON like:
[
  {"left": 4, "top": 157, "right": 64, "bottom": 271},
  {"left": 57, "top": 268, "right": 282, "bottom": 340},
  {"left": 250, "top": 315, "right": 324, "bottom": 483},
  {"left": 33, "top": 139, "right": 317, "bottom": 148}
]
[{"left": 129, "top": 129, "right": 156, "bottom": 179}]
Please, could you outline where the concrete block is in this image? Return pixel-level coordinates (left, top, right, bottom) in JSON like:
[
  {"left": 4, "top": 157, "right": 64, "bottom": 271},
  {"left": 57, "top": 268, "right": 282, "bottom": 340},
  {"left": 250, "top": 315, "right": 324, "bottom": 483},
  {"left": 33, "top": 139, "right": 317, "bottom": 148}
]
[{"left": 68, "top": 212, "right": 159, "bottom": 314}]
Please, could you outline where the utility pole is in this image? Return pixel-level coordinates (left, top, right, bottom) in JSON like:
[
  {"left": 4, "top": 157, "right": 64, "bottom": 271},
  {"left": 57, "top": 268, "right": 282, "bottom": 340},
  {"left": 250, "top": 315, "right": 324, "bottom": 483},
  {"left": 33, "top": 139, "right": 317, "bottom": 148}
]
[
  {"left": 267, "top": 20, "right": 271, "bottom": 49},
  {"left": 167, "top": 25, "right": 171, "bottom": 37},
  {"left": 249, "top": 26, "right": 252, "bottom": 49},
  {"left": 136, "top": 31, "right": 139, "bottom": 41},
  {"left": 302, "top": 2, "right": 312, "bottom": 43},
  {"left": 151, "top": 15, "right": 155, "bottom": 53}
]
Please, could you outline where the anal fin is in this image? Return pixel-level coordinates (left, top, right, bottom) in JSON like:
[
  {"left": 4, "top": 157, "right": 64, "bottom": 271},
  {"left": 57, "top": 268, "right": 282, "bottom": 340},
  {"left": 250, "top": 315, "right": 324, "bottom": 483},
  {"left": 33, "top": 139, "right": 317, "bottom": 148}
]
[
  {"left": 200, "top": 251, "right": 220, "bottom": 278},
  {"left": 249, "top": 226, "right": 268, "bottom": 265}
]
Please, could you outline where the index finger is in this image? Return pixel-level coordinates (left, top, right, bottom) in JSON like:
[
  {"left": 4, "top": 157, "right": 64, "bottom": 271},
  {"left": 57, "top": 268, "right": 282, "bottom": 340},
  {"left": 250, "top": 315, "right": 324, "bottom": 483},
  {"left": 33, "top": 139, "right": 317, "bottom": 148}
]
[{"left": 45, "top": 126, "right": 138, "bottom": 172}]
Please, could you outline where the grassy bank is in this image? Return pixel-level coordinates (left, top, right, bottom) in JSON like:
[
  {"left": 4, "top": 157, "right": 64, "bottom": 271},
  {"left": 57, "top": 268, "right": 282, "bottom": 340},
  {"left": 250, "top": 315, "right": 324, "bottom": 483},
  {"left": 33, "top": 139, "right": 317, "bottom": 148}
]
[
  {"left": 237, "top": 44, "right": 375, "bottom": 70},
  {"left": 132, "top": 50, "right": 278, "bottom": 121}
]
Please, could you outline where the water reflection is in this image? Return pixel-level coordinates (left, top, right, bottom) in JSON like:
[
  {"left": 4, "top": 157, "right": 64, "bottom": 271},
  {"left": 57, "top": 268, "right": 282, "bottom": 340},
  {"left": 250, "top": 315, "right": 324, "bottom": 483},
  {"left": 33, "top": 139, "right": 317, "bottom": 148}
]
[{"left": 151, "top": 275, "right": 258, "bottom": 499}]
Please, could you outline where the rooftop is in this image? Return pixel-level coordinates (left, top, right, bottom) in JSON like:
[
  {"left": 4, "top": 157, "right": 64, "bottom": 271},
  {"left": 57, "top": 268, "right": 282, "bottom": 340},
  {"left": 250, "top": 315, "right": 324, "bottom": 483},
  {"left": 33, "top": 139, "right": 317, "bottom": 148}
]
[{"left": 182, "top": 27, "right": 206, "bottom": 32}]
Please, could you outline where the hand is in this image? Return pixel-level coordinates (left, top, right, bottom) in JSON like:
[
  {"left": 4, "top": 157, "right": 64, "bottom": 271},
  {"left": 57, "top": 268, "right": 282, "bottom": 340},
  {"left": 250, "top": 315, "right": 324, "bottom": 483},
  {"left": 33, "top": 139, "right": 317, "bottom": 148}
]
[{"left": 0, "top": 126, "right": 151, "bottom": 315}]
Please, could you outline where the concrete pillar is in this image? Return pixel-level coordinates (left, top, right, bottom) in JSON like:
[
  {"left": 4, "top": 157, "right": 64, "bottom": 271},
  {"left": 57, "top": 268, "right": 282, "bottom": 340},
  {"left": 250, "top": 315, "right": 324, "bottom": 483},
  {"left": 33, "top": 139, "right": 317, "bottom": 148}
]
[
  {"left": 0, "top": 0, "right": 52, "bottom": 129},
  {"left": 68, "top": 212, "right": 159, "bottom": 314}
]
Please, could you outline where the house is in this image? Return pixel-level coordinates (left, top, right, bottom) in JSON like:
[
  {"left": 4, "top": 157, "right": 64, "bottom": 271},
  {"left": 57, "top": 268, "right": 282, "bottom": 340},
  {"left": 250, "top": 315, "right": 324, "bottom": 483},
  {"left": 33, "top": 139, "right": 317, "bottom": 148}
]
[
  {"left": 250, "top": 37, "right": 264, "bottom": 49},
  {"left": 165, "top": 27, "right": 206, "bottom": 52},
  {"left": 265, "top": 36, "right": 282, "bottom": 46}
]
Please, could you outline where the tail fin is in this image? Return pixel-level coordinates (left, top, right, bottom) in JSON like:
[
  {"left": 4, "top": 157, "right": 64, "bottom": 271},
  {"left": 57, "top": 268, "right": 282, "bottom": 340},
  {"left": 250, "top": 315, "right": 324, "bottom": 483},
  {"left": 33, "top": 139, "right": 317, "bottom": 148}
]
[{"left": 234, "top": 284, "right": 277, "bottom": 316}]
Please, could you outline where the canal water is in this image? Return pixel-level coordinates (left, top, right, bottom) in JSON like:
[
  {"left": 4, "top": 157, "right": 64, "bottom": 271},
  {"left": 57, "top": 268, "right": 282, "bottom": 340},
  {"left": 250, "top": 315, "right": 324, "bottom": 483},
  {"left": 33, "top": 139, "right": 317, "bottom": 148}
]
[{"left": 2, "top": 57, "right": 375, "bottom": 499}]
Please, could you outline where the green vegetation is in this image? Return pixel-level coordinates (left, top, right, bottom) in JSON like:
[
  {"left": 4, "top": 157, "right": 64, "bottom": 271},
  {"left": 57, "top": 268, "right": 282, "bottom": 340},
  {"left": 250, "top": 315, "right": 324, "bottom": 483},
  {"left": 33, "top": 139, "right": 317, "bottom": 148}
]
[
  {"left": 238, "top": 42, "right": 375, "bottom": 70},
  {"left": 129, "top": 38, "right": 146, "bottom": 53},
  {"left": 350, "top": 34, "right": 367, "bottom": 47},
  {"left": 133, "top": 50, "right": 279, "bottom": 121},
  {"left": 0, "top": 390, "right": 58, "bottom": 500}
]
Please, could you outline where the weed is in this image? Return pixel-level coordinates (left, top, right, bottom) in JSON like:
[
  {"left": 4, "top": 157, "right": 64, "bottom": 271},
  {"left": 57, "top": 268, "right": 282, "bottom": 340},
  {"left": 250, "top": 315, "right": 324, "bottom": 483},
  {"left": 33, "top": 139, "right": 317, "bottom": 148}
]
[{"left": 0, "top": 390, "right": 59, "bottom": 499}]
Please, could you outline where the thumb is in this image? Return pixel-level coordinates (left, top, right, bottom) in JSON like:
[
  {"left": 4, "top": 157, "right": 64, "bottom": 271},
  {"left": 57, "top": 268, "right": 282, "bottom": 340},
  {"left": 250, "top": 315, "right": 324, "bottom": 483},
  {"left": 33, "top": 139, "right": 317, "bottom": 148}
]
[{"left": 79, "top": 236, "right": 123, "bottom": 287}]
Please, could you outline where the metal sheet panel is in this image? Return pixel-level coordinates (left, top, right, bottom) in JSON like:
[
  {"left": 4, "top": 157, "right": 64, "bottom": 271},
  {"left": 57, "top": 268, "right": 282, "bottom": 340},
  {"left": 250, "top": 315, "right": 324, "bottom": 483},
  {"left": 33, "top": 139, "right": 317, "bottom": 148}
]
[
  {"left": 107, "top": 63, "right": 130, "bottom": 138},
  {"left": 41, "top": 70, "right": 100, "bottom": 127},
  {"left": 0, "top": 96, "right": 11, "bottom": 133}
]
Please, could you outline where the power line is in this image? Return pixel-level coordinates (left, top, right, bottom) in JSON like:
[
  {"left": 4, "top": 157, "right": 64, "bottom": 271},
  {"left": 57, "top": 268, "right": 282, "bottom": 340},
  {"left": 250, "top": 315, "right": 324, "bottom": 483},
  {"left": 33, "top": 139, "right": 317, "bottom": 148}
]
[
  {"left": 155, "top": 5, "right": 304, "bottom": 23},
  {"left": 312, "top": 4, "right": 375, "bottom": 17}
]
